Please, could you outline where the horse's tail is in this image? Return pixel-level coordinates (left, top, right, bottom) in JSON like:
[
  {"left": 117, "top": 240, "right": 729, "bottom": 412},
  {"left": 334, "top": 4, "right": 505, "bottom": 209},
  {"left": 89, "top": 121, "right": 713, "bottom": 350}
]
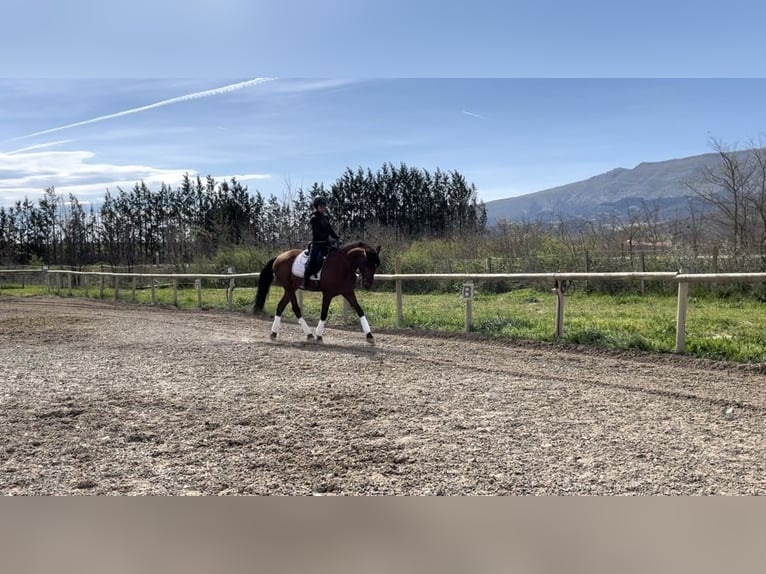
[{"left": 253, "top": 257, "right": 276, "bottom": 314}]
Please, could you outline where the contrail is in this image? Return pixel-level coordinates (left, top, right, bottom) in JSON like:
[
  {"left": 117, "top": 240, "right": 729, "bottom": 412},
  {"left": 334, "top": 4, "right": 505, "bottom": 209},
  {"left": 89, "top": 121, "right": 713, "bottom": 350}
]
[
  {"left": 6, "top": 78, "right": 276, "bottom": 143},
  {"left": 462, "top": 110, "right": 486, "bottom": 119},
  {"left": 5, "top": 139, "right": 73, "bottom": 154}
]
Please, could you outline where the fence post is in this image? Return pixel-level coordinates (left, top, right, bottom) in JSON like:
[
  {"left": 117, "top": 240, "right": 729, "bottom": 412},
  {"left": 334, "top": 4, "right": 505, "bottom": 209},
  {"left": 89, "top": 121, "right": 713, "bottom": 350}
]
[
  {"left": 463, "top": 281, "right": 474, "bottom": 333},
  {"left": 554, "top": 279, "right": 565, "bottom": 340},
  {"left": 226, "top": 266, "right": 235, "bottom": 311},
  {"left": 712, "top": 246, "right": 719, "bottom": 273},
  {"left": 675, "top": 279, "right": 689, "bottom": 353},
  {"left": 114, "top": 276, "right": 120, "bottom": 301},
  {"left": 67, "top": 272, "right": 73, "bottom": 296},
  {"left": 195, "top": 278, "right": 203, "bottom": 308},
  {"left": 43, "top": 266, "right": 50, "bottom": 293},
  {"left": 131, "top": 276, "right": 137, "bottom": 303},
  {"left": 640, "top": 252, "right": 646, "bottom": 295},
  {"left": 395, "top": 257, "right": 403, "bottom": 328},
  {"left": 173, "top": 278, "right": 179, "bottom": 307},
  {"left": 99, "top": 276, "right": 105, "bottom": 299},
  {"left": 712, "top": 246, "right": 719, "bottom": 296},
  {"left": 151, "top": 280, "right": 157, "bottom": 305},
  {"left": 83, "top": 274, "right": 89, "bottom": 298}
]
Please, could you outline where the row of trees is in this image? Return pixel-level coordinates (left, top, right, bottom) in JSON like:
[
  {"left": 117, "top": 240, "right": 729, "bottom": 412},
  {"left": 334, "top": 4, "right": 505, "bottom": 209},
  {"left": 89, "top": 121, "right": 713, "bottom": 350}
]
[
  {"left": 0, "top": 163, "right": 487, "bottom": 268},
  {"left": 4, "top": 141, "right": 766, "bottom": 272}
]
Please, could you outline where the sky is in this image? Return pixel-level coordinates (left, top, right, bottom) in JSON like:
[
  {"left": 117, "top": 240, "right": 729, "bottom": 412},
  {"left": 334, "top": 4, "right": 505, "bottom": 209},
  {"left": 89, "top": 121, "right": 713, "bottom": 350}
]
[{"left": 2, "top": 0, "right": 766, "bottom": 209}]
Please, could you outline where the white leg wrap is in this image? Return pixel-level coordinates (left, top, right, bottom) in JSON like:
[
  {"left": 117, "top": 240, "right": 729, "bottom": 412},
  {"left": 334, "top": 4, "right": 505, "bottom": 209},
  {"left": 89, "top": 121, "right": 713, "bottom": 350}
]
[
  {"left": 360, "top": 316, "right": 371, "bottom": 335},
  {"left": 298, "top": 317, "right": 312, "bottom": 335},
  {"left": 271, "top": 315, "right": 282, "bottom": 334},
  {"left": 315, "top": 320, "right": 326, "bottom": 337}
]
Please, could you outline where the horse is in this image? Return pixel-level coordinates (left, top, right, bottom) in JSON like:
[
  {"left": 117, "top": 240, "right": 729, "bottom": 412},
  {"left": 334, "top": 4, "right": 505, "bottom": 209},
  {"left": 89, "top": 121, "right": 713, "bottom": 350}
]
[{"left": 253, "top": 241, "right": 382, "bottom": 343}]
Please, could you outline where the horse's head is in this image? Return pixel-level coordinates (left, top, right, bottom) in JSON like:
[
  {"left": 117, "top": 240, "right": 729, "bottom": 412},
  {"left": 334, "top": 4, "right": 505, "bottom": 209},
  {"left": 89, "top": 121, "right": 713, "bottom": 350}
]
[
  {"left": 339, "top": 242, "right": 382, "bottom": 288},
  {"left": 352, "top": 244, "right": 381, "bottom": 289}
]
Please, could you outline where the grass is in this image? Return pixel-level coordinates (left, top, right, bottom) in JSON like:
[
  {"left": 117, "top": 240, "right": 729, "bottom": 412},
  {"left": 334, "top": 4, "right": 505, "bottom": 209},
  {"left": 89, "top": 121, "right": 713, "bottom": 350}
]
[{"left": 4, "top": 280, "right": 766, "bottom": 363}]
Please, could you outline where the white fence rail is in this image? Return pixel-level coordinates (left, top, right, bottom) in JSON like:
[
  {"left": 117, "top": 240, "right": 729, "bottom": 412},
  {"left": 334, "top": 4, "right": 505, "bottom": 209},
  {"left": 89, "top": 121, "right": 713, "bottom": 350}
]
[{"left": 3, "top": 268, "right": 766, "bottom": 353}]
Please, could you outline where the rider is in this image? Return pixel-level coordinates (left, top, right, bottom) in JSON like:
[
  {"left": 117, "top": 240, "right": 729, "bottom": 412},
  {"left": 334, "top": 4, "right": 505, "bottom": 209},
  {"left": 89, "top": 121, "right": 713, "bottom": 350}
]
[{"left": 304, "top": 196, "right": 340, "bottom": 288}]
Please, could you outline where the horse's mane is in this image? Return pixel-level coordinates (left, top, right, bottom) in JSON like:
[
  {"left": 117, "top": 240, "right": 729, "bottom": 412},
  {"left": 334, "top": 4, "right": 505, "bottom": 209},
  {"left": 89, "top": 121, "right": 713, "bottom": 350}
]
[{"left": 338, "top": 241, "right": 371, "bottom": 253}]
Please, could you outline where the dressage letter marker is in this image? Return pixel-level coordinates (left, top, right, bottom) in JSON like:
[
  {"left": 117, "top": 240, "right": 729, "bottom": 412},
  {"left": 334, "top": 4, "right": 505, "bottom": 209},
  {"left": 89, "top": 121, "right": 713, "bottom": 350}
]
[{"left": 463, "top": 282, "right": 474, "bottom": 332}]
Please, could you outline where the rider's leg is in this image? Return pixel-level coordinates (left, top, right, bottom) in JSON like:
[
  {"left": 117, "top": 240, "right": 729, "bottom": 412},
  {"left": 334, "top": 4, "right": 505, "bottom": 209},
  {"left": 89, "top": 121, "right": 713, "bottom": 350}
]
[
  {"left": 303, "top": 246, "right": 314, "bottom": 288},
  {"left": 306, "top": 245, "right": 326, "bottom": 284}
]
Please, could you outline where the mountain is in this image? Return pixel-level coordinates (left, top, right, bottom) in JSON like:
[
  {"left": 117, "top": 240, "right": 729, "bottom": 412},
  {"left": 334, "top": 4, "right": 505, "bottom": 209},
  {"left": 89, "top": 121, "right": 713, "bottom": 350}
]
[{"left": 483, "top": 150, "right": 747, "bottom": 224}]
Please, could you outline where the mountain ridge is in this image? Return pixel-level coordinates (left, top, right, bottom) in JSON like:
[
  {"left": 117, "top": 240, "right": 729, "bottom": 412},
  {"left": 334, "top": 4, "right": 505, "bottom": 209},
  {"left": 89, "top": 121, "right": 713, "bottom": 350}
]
[{"left": 483, "top": 150, "right": 744, "bottom": 223}]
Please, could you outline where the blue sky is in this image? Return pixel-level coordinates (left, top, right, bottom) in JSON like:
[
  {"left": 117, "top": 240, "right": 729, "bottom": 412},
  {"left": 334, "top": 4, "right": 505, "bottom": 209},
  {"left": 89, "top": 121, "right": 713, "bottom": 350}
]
[
  {"left": 2, "top": 1, "right": 766, "bottom": 208},
  {"left": 3, "top": 78, "right": 766, "bottom": 208}
]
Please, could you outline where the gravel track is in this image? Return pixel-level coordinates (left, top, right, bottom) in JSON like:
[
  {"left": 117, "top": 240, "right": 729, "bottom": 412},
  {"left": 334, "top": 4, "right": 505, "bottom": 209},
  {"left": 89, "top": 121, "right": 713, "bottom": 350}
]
[{"left": 1, "top": 296, "right": 764, "bottom": 495}]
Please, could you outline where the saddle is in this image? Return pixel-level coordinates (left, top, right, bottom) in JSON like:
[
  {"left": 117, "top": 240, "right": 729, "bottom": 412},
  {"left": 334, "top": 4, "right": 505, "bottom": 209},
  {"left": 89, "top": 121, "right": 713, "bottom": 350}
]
[{"left": 292, "top": 250, "right": 322, "bottom": 280}]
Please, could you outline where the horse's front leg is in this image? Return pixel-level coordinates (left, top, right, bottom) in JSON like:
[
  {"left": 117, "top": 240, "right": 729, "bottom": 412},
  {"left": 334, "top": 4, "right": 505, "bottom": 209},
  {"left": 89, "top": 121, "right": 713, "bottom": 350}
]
[
  {"left": 343, "top": 290, "right": 374, "bottom": 344},
  {"left": 314, "top": 295, "right": 333, "bottom": 343}
]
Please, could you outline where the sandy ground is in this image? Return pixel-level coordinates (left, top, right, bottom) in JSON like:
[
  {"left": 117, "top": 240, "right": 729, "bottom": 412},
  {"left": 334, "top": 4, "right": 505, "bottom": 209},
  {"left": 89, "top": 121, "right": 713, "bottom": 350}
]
[{"left": 1, "top": 295, "right": 764, "bottom": 495}]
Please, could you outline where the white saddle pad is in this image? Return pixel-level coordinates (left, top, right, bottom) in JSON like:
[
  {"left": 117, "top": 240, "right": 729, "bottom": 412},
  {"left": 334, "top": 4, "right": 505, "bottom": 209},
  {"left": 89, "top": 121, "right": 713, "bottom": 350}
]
[{"left": 291, "top": 251, "right": 321, "bottom": 280}]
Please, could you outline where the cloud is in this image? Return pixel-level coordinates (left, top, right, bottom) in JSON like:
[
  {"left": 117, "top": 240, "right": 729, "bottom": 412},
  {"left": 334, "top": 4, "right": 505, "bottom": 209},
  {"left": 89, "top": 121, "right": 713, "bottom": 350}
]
[
  {"left": 462, "top": 110, "right": 486, "bottom": 119},
  {"left": 214, "top": 173, "right": 272, "bottom": 182},
  {"left": 258, "top": 78, "right": 359, "bottom": 95},
  {"left": 5, "top": 77, "right": 277, "bottom": 143},
  {"left": 0, "top": 148, "right": 271, "bottom": 207}
]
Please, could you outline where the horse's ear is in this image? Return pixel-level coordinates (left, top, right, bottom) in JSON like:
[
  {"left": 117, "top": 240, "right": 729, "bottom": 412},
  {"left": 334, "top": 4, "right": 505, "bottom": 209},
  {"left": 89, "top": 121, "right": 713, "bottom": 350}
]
[{"left": 376, "top": 245, "right": 381, "bottom": 253}]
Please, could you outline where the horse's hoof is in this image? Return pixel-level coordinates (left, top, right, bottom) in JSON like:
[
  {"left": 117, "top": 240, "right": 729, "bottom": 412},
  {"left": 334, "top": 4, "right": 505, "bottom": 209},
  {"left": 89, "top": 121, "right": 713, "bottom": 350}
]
[
  {"left": 366, "top": 333, "right": 375, "bottom": 345},
  {"left": 307, "top": 334, "right": 314, "bottom": 341},
  {"left": 316, "top": 336, "right": 323, "bottom": 344},
  {"left": 270, "top": 332, "right": 277, "bottom": 340}
]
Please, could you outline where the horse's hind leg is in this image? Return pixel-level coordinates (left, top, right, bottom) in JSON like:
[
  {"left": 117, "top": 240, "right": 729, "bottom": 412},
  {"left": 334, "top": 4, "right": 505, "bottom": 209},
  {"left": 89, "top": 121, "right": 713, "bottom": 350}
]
[
  {"left": 271, "top": 289, "right": 314, "bottom": 341},
  {"left": 288, "top": 288, "right": 314, "bottom": 341},
  {"left": 269, "top": 292, "right": 291, "bottom": 339}
]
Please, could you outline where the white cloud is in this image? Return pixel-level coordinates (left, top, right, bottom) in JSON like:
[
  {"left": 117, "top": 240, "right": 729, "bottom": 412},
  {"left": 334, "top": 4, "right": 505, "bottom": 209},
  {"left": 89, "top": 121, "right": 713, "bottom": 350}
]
[
  {"left": 256, "top": 79, "right": 359, "bottom": 96},
  {"left": 0, "top": 148, "right": 271, "bottom": 207},
  {"left": 214, "top": 173, "right": 272, "bottom": 182}
]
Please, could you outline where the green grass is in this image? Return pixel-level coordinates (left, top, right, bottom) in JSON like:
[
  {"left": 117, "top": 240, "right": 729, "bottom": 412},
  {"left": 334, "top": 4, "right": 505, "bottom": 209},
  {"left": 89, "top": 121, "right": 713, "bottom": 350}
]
[{"left": 5, "top": 281, "right": 766, "bottom": 363}]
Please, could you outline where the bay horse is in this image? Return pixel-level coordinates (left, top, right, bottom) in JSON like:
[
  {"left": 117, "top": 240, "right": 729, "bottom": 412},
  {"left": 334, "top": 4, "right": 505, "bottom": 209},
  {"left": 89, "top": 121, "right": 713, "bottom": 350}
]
[{"left": 253, "top": 241, "right": 382, "bottom": 343}]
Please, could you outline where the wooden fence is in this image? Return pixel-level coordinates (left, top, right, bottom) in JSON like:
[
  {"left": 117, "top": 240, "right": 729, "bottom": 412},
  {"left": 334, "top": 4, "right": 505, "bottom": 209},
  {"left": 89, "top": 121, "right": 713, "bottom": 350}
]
[{"left": 3, "top": 267, "right": 766, "bottom": 354}]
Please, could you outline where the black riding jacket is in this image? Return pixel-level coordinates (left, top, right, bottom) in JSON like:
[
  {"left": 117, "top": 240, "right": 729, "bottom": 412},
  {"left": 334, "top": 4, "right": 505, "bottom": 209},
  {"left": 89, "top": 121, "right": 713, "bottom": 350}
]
[{"left": 309, "top": 210, "right": 339, "bottom": 243}]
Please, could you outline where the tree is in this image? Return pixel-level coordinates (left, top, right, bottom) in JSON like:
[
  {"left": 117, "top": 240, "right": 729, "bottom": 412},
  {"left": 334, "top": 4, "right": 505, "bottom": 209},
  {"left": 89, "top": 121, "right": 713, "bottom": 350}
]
[
  {"left": 686, "top": 138, "right": 755, "bottom": 255},
  {"left": 743, "top": 139, "right": 766, "bottom": 264},
  {"left": 63, "top": 195, "right": 88, "bottom": 267}
]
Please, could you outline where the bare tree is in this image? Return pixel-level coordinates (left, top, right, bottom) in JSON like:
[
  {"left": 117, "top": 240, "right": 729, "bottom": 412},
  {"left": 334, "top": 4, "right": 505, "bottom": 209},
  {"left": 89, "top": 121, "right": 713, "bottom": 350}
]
[
  {"left": 685, "top": 138, "right": 756, "bottom": 255},
  {"left": 676, "top": 195, "right": 706, "bottom": 254},
  {"left": 740, "top": 138, "right": 766, "bottom": 265}
]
